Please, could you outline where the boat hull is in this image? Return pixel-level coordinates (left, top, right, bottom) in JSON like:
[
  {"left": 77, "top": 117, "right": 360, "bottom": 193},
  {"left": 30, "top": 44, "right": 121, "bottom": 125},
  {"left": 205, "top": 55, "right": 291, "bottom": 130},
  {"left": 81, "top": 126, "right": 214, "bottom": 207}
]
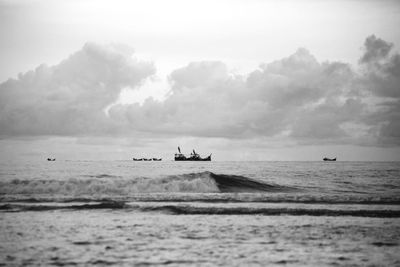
[{"left": 174, "top": 154, "right": 211, "bottom": 161}]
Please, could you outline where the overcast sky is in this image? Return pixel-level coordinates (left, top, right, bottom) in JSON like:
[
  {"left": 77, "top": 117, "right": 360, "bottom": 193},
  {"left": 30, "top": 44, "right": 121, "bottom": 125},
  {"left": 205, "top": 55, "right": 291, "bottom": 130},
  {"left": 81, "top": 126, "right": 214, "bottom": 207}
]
[{"left": 1, "top": 0, "right": 400, "bottom": 161}]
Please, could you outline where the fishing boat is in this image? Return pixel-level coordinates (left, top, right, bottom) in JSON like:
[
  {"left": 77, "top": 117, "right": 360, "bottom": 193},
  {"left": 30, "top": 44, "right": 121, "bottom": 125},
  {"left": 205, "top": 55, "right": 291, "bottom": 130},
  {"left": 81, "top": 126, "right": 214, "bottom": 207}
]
[
  {"left": 323, "top": 157, "right": 336, "bottom": 161},
  {"left": 133, "top": 158, "right": 162, "bottom": 161},
  {"left": 174, "top": 147, "right": 211, "bottom": 161}
]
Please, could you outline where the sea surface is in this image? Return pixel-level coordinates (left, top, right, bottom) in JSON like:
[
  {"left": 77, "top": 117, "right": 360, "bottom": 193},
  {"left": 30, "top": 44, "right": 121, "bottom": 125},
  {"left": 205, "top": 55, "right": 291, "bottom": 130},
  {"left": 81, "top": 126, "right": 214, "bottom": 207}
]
[{"left": 1, "top": 160, "right": 400, "bottom": 266}]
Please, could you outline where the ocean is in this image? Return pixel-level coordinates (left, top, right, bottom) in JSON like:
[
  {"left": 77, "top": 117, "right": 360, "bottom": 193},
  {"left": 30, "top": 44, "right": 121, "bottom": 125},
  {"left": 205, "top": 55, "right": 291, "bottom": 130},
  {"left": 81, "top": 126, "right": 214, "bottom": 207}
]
[{"left": 1, "top": 160, "right": 400, "bottom": 266}]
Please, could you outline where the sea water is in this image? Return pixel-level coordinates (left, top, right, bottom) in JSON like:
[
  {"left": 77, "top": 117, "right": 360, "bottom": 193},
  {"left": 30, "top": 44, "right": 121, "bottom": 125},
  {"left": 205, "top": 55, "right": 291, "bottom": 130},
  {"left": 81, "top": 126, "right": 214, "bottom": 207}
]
[{"left": 1, "top": 160, "right": 400, "bottom": 266}]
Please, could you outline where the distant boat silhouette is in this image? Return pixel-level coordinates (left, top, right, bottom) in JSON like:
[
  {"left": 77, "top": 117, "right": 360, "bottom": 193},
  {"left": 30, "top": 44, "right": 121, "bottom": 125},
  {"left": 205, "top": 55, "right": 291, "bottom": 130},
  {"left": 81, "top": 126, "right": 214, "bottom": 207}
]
[
  {"left": 175, "top": 147, "right": 211, "bottom": 161},
  {"left": 323, "top": 157, "right": 336, "bottom": 161},
  {"left": 47, "top": 158, "right": 56, "bottom": 161},
  {"left": 133, "top": 158, "right": 162, "bottom": 161}
]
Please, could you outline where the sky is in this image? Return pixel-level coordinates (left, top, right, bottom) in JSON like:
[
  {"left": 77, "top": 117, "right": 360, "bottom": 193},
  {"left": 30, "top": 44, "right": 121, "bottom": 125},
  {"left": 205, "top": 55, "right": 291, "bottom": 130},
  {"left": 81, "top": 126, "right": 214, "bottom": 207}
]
[{"left": 0, "top": 0, "right": 400, "bottom": 161}]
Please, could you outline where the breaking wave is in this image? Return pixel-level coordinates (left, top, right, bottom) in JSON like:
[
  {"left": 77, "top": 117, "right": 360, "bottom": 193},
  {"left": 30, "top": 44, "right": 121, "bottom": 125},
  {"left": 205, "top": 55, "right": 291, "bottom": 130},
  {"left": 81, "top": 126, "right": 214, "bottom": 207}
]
[
  {"left": 2, "top": 171, "right": 398, "bottom": 206},
  {"left": 0, "top": 172, "right": 292, "bottom": 197},
  {"left": 209, "top": 172, "right": 290, "bottom": 192}
]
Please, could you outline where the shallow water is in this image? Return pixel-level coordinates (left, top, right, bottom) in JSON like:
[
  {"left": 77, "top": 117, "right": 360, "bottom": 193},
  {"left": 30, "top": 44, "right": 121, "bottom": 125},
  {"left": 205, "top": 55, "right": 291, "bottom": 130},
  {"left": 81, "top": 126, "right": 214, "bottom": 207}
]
[{"left": 1, "top": 160, "right": 400, "bottom": 266}]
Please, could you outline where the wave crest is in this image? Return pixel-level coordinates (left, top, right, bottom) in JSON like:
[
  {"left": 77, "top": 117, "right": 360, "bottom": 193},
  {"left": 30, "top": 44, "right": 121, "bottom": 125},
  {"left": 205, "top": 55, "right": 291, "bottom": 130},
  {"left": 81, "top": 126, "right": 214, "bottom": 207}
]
[{"left": 0, "top": 172, "right": 287, "bottom": 197}]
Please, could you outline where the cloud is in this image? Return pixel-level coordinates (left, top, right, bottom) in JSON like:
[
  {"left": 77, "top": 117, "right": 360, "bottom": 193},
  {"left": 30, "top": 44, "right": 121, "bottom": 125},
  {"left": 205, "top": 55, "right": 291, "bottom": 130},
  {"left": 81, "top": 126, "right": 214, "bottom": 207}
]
[
  {"left": 0, "top": 43, "right": 155, "bottom": 135},
  {"left": 359, "top": 35, "right": 393, "bottom": 64},
  {"left": 359, "top": 34, "right": 400, "bottom": 98},
  {"left": 355, "top": 35, "right": 400, "bottom": 145},
  {"left": 112, "top": 47, "right": 363, "bottom": 143},
  {"left": 0, "top": 35, "right": 399, "bottom": 147}
]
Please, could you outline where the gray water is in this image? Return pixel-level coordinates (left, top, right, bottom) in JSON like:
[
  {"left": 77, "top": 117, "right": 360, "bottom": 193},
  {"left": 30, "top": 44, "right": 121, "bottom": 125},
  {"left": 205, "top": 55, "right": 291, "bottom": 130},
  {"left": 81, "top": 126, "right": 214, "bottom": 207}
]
[{"left": 1, "top": 160, "right": 400, "bottom": 266}]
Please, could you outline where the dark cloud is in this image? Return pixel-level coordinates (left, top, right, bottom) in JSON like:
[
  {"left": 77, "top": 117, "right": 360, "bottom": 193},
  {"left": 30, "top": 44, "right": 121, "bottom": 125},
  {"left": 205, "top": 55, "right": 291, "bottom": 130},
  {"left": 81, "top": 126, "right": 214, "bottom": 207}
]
[
  {"left": 355, "top": 35, "right": 400, "bottom": 145},
  {"left": 359, "top": 35, "right": 400, "bottom": 98},
  {"left": 0, "top": 35, "right": 399, "bottom": 146},
  {"left": 359, "top": 35, "right": 393, "bottom": 64}
]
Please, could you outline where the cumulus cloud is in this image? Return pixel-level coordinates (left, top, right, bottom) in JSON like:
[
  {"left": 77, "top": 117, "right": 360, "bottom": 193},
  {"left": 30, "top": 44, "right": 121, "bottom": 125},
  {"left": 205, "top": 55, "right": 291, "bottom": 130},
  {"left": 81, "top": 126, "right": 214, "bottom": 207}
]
[
  {"left": 360, "top": 35, "right": 393, "bottom": 64},
  {"left": 356, "top": 35, "right": 400, "bottom": 145},
  {"left": 0, "top": 35, "right": 399, "bottom": 146},
  {"left": 359, "top": 35, "right": 400, "bottom": 98},
  {"left": 0, "top": 43, "right": 155, "bottom": 135},
  {"left": 111, "top": 47, "right": 363, "bottom": 143}
]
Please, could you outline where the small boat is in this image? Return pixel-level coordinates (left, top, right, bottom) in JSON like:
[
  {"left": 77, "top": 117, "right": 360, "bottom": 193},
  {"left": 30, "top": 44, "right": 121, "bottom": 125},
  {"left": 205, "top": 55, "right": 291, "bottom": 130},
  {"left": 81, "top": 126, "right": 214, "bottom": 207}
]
[
  {"left": 133, "top": 157, "right": 162, "bottom": 161},
  {"left": 174, "top": 147, "right": 211, "bottom": 161},
  {"left": 323, "top": 157, "right": 336, "bottom": 161},
  {"left": 47, "top": 158, "right": 56, "bottom": 161}
]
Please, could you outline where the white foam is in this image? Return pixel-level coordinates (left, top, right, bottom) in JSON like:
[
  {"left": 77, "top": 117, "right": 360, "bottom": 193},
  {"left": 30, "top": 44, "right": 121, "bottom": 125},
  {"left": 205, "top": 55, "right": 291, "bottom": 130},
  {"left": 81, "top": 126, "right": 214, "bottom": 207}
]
[{"left": 0, "top": 173, "right": 220, "bottom": 196}]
